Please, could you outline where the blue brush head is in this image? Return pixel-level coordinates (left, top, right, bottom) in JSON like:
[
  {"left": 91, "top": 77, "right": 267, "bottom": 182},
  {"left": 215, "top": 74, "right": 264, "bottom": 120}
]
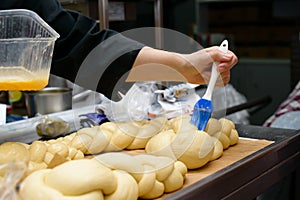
[{"left": 190, "top": 98, "right": 213, "bottom": 130}]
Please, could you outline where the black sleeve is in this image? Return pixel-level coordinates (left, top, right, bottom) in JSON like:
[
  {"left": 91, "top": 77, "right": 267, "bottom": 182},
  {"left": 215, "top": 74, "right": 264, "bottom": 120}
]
[
  {"left": 0, "top": 0, "right": 75, "bottom": 38},
  {"left": 0, "top": 0, "right": 145, "bottom": 98},
  {"left": 50, "top": 10, "right": 145, "bottom": 98}
]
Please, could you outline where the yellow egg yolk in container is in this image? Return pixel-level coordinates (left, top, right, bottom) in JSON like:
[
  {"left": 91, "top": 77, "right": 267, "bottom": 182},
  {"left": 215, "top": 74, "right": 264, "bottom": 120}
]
[{"left": 0, "top": 66, "right": 48, "bottom": 91}]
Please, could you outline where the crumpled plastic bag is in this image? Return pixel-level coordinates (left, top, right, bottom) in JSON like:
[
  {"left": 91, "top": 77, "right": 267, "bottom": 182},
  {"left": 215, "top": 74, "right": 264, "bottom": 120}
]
[
  {"left": 96, "top": 82, "right": 249, "bottom": 124},
  {"left": 152, "top": 83, "right": 200, "bottom": 119},
  {"left": 0, "top": 161, "right": 26, "bottom": 200},
  {"left": 96, "top": 82, "right": 200, "bottom": 121},
  {"left": 36, "top": 116, "right": 71, "bottom": 138},
  {"left": 201, "top": 83, "right": 249, "bottom": 124},
  {"left": 97, "top": 82, "right": 158, "bottom": 122}
]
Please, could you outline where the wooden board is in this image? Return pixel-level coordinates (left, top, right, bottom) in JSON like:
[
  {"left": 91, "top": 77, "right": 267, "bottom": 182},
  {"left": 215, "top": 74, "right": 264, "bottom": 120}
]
[
  {"left": 158, "top": 138, "right": 274, "bottom": 199},
  {"left": 87, "top": 137, "right": 273, "bottom": 199}
]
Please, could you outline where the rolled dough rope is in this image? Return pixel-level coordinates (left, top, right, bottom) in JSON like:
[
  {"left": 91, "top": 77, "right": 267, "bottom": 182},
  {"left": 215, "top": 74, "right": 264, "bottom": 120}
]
[
  {"left": 104, "top": 170, "right": 139, "bottom": 200},
  {"left": 0, "top": 139, "right": 85, "bottom": 180},
  {"left": 43, "top": 114, "right": 238, "bottom": 171},
  {"left": 3, "top": 114, "right": 239, "bottom": 200},
  {"left": 0, "top": 117, "right": 167, "bottom": 180},
  {"left": 19, "top": 159, "right": 117, "bottom": 200},
  {"left": 205, "top": 118, "right": 239, "bottom": 149},
  {"left": 68, "top": 117, "right": 167, "bottom": 154},
  {"left": 145, "top": 114, "right": 239, "bottom": 169},
  {"left": 19, "top": 169, "right": 105, "bottom": 200},
  {"left": 0, "top": 114, "right": 238, "bottom": 184},
  {"left": 93, "top": 152, "right": 187, "bottom": 199},
  {"left": 0, "top": 142, "right": 30, "bottom": 166},
  {"left": 19, "top": 153, "right": 187, "bottom": 200}
]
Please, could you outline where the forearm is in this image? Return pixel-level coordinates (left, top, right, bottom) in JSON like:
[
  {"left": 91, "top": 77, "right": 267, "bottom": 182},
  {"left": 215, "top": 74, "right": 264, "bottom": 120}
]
[
  {"left": 127, "top": 46, "right": 237, "bottom": 86},
  {"left": 127, "top": 47, "right": 204, "bottom": 84},
  {"left": 127, "top": 47, "right": 196, "bottom": 83}
]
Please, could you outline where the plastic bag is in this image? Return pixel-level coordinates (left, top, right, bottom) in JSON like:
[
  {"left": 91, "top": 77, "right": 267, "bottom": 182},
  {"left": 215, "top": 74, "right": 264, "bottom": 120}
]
[
  {"left": 152, "top": 83, "right": 200, "bottom": 119},
  {"left": 97, "top": 82, "right": 201, "bottom": 121},
  {"left": 0, "top": 161, "right": 26, "bottom": 200},
  {"left": 35, "top": 116, "right": 71, "bottom": 138},
  {"left": 206, "top": 84, "right": 249, "bottom": 124},
  {"left": 97, "top": 82, "right": 158, "bottom": 122}
]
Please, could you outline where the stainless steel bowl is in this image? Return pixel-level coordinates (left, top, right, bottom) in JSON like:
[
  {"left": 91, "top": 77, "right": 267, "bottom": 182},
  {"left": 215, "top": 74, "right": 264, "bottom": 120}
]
[{"left": 24, "top": 87, "right": 72, "bottom": 117}]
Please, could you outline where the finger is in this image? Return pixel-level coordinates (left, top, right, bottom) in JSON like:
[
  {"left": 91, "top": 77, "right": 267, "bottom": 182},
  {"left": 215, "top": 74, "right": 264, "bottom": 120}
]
[
  {"left": 227, "top": 50, "right": 238, "bottom": 65},
  {"left": 217, "top": 54, "right": 238, "bottom": 72},
  {"left": 220, "top": 71, "right": 231, "bottom": 85},
  {"left": 218, "top": 63, "right": 232, "bottom": 73},
  {"left": 209, "top": 49, "right": 233, "bottom": 62}
]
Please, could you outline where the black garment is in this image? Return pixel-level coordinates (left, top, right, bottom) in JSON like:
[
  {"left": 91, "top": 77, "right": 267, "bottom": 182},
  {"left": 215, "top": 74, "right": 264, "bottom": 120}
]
[{"left": 0, "top": 0, "right": 145, "bottom": 98}]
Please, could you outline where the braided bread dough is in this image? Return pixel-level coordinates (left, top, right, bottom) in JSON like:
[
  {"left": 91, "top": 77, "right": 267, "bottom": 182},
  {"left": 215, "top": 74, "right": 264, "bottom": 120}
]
[
  {"left": 145, "top": 115, "right": 239, "bottom": 169},
  {"left": 19, "top": 153, "right": 187, "bottom": 200},
  {"left": 205, "top": 118, "right": 239, "bottom": 149},
  {"left": 19, "top": 159, "right": 114, "bottom": 200},
  {"left": 69, "top": 117, "right": 167, "bottom": 154},
  {"left": 0, "top": 114, "right": 238, "bottom": 178},
  {"left": 94, "top": 152, "right": 187, "bottom": 198},
  {"left": 0, "top": 116, "right": 166, "bottom": 179},
  {"left": 2, "top": 114, "right": 238, "bottom": 199},
  {"left": 0, "top": 142, "right": 30, "bottom": 165},
  {"left": 0, "top": 140, "right": 84, "bottom": 179}
]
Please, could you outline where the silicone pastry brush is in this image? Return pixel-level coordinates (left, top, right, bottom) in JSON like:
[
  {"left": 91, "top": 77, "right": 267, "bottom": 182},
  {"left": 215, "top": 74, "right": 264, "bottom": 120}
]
[{"left": 190, "top": 40, "right": 228, "bottom": 130}]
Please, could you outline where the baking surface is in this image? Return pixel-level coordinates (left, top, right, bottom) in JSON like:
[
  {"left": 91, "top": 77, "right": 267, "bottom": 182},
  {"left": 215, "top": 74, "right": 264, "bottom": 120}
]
[
  {"left": 158, "top": 138, "right": 274, "bottom": 199},
  {"left": 81, "top": 137, "right": 274, "bottom": 199}
]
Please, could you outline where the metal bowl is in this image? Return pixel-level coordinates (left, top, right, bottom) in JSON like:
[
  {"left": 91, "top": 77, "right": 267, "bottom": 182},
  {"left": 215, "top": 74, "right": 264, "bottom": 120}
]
[{"left": 24, "top": 87, "right": 72, "bottom": 117}]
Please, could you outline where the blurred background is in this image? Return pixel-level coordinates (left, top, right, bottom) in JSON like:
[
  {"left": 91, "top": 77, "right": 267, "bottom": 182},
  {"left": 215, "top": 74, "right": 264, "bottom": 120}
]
[
  {"left": 1, "top": 0, "right": 298, "bottom": 126},
  {"left": 59, "top": 0, "right": 299, "bottom": 126}
]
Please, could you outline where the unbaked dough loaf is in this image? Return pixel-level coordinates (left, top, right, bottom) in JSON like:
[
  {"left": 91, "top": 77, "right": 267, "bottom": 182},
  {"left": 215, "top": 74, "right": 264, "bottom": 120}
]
[
  {"left": 1, "top": 113, "right": 240, "bottom": 200},
  {"left": 93, "top": 152, "right": 187, "bottom": 199},
  {"left": 0, "top": 142, "right": 30, "bottom": 165},
  {"left": 19, "top": 153, "right": 187, "bottom": 200},
  {"left": 67, "top": 117, "right": 167, "bottom": 154},
  {"left": 145, "top": 115, "right": 239, "bottom": 169},
  {"left": 205, "top": 118, "right": 239, "bottom": 149},
  {"left": 19, "top": 159, "right": 119, "bottom": 200},
  {"left": 0, "top": 138, "right": 85, "bottom": 179}
]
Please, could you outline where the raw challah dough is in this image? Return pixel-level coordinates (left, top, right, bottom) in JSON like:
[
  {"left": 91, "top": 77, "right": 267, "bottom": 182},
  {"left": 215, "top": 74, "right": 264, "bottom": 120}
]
[
  {"left": 69, "top": 117, "right": 167, "bottom": 154},
  {"left": 0, "top": 114, "right": 238, "bottom": 179},
  {"left": 0, "top": 116, "right": 167, "bottom": 179},
  {"left": 94, "top": 152, "right": 187, "bottom": 198},
  {"left": 205, "top": 118, "right": 239, "bottom": 149},
  {"left": 0, "top": 142, "right": 30, "bottom": 166},
  {"left": 19, "top": 159, "right": 113, "bottom": 200},
  {"left": 0, "top": 140, "right": 84, "bottom": 179},
  {"left": 145, "top": 115, "right": 239, "bottom": 169},
  {"left": 64, "top": 114, "right": 238, "bottom": 168},
  {"left": 1, "top": 113, "right": 239, "bottom": 200},
  {"left": 19, "top": 153, "right": 187, "bottom": 200}
]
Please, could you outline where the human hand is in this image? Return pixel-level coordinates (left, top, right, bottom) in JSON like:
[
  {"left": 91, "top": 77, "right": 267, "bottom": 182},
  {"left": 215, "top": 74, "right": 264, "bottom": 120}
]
[
  {"left": 128, "top": 46, "right": 237, "bottom": 86},
  {"left": 180, "top": 46, "right": 238, "bottom": 86}
]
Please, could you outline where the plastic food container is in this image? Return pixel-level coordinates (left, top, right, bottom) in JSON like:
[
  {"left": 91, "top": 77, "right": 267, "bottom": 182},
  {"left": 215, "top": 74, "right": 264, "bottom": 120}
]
[{"left": 0, "top": 9, "right": 60, "bottom": 91}]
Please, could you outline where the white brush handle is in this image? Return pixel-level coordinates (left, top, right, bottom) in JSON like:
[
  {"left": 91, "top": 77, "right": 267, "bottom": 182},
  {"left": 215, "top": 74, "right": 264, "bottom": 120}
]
[
  {"left": 202, "top": 62, "right": 218, "bottom": 100},
  {"left": 202, "top": 40, "right": 229, "bottom": 100}
]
